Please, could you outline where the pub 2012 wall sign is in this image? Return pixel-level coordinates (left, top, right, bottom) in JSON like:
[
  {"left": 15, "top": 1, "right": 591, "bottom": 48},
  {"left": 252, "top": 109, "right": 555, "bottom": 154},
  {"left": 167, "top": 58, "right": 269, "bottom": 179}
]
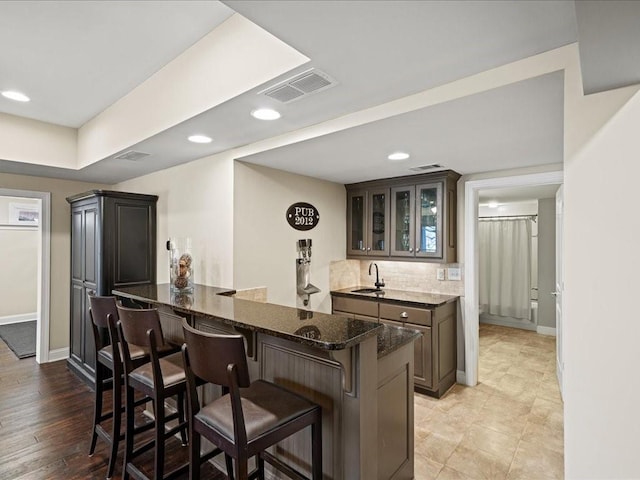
[{"left": 286, "top": 202, "right": 320, "bottom": 231}]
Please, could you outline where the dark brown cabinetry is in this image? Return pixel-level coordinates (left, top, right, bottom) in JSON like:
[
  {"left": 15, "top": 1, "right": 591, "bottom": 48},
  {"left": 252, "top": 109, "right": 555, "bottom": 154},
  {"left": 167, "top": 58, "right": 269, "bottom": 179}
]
[
  {"left": 346, "top": 170, "right": 460, "bottom": 263},
  {"left": 331, "top": 294, "right": 457, "bottom": 398},
  {"left": 67, "top": 190, "right": 158, "bottom": 385}
]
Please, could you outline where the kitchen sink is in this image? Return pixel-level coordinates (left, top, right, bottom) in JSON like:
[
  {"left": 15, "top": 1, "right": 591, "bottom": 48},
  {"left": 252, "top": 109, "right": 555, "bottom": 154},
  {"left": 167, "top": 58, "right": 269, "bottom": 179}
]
[{"left": 351, "top": 288, "right": 384, "bottom": 294}]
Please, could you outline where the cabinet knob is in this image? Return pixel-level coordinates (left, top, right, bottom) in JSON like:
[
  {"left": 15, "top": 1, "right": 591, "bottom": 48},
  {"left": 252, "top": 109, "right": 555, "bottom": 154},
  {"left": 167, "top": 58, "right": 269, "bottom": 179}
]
[
  {"left": 409, "top": 248, "right": 413, "bottom": 253},
  {"left": 400, "top": 311, "right": 409, "bottom": 319},
  {"left": 367, "top": 247, "right": 371, "bottom": 251}
]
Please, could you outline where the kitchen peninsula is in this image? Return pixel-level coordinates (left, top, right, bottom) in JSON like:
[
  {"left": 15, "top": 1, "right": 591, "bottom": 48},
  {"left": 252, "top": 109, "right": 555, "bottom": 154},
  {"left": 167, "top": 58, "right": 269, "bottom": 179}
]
[{"left": 113, "top": 284, "right": 420, "bottom": 480}]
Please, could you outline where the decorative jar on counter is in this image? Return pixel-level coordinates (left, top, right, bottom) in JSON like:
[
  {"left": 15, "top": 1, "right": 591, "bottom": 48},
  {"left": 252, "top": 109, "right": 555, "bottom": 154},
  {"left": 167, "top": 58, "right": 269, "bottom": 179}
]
[{"left": 169, "top": 237, "right": 194, "bottom": 293}]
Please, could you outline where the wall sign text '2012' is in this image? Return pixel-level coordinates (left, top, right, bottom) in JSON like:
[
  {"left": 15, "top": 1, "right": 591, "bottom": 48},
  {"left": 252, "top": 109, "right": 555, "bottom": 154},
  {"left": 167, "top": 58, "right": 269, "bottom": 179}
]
[{"left": 286, "top": 202, "right": 320, "bottom": 231}]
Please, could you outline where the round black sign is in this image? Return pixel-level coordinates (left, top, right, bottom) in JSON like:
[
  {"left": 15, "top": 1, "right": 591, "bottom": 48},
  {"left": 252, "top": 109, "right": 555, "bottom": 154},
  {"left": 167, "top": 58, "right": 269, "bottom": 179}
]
[{"left": 286, "top": 202, "right": 320, "bottom": 231}]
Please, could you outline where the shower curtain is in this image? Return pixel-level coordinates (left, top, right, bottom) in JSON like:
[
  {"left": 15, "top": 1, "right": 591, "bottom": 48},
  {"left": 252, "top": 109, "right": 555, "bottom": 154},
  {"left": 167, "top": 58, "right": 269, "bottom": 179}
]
[{"left": 479, "top": 218, "right": 532, "bottom": 321}]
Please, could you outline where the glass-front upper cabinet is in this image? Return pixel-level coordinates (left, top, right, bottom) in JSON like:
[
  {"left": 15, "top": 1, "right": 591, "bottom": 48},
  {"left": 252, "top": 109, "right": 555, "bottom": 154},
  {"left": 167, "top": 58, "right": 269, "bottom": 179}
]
[
  {"left": 390, "top": 186, "right": 416, "bottom": 257},
  {"left": 415, "top": 182, "right": 443, "bottom": 258},
  {"left": 368, "top": 188, "right": 389, "bottom": 255},
  {"left": 347, "top": 190, "right": 367, "bottom": 256},
  {"left": 346, "top": 170, "right": 459, "bottom": 262},
  {"left": 391, "top": 182, "right": 443, "bottom": 258},
  {"left": 347, "top": 188, "right": 389, "bottom": 256}
]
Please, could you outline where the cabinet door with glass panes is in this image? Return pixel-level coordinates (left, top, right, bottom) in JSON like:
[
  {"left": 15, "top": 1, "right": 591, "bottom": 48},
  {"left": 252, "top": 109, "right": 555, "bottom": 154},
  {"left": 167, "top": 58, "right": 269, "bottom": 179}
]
[
  {"left": 347, "top": 188, "right": 389, "bottom": 256},
  {"left": 367, "top": 187, "right": 389, "bottom": 256},
  {"left": 347, "top": 190, "right": 368, "bottom": 256},
  {"left": 390, "top": 185, "right": 417, "bottom": 257},
  {"left": 414, "top": 182, "right": 443, "bottom": 259},
  {"left": 391, "top": 182, "right": 443, "bottom": 258}
]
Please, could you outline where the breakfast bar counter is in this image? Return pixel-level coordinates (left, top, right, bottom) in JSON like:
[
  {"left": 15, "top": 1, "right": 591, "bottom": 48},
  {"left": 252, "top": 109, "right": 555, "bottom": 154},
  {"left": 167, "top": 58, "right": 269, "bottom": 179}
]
[
  {"left": 113, "top": 283, "right": 383, "bottom": 351},
  {"left": 113, "top": 284, "right": 418, "bottom": 480}
]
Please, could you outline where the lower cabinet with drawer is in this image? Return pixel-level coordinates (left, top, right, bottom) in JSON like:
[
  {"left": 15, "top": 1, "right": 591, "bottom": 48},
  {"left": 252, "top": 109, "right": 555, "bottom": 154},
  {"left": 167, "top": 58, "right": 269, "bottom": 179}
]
[{"left": 331, "top": 294, "right": 457, "bottom": 398}]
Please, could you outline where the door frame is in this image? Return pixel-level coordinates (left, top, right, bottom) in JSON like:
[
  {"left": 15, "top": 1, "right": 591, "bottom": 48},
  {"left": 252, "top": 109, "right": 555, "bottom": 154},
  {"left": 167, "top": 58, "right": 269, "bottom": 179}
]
[
  {"left": 0, "top": 188, "right": 51, "bottom": 363},
  {"left": 463, "top": 170, "right": 563, "bottom": 386},
  {"left": 555, "top": 185, "right": 564, "bottom": 397}
]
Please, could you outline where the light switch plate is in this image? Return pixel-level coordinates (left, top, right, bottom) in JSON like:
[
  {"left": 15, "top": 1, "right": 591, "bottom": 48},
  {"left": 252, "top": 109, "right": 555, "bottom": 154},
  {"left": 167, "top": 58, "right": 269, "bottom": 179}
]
[
  {"left": 447, "top": 267, "right": 461, "bottom": 281},
  {"left": 436, "top": 268, "right": 445, "bottom": 281}
]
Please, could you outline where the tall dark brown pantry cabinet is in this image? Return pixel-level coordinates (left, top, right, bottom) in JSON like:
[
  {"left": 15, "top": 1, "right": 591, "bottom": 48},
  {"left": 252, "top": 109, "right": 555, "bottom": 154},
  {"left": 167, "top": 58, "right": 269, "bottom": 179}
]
[{"left": 66, "top": 190, "right": 158, "bottom": 385}]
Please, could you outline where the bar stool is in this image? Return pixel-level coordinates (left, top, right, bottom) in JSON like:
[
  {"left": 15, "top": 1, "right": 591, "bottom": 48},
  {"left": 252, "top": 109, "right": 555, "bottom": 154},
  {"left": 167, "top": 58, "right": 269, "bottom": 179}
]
[
  {"left": 181, "top": 319, "right": 323, "bottom": 480},
  {"left": 116, "top": 305, "right": 189, "bottom": 480},
  {"left": 88, "top": 295, "right": 169, "bottom": 478},
  {"left": 88, "top": 294, "right": 150, "bottom": 479}
]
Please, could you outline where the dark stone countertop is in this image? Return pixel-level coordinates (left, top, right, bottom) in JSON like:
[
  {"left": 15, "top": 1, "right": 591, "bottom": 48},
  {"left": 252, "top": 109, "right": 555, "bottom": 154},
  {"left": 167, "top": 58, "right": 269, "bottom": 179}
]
[
  {"left": 376, "top": 323, "right": 422, "bottom": 359},
  {"left": 113, "top": 284, "right": 382, "bottom": 351},
  {"left": 331, "top": 286, "right": 459, "bottom": 308}
]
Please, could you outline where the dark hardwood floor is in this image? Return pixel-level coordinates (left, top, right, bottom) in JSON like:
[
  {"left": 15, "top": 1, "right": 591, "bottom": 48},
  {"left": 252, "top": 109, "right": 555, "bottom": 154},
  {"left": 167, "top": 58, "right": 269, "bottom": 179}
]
[{"left": 0, "top": 339, "right": 226, "bottom": 480}]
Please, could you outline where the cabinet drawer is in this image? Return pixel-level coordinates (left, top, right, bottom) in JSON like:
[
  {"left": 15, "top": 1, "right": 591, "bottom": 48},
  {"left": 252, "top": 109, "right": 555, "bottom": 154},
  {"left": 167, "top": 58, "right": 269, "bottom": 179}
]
[
  {"left": 332, "top": 296, "right": 379, "bottom": 317},
  {"left": 380, "top": 304, "right": 431, "bottom": 326}
]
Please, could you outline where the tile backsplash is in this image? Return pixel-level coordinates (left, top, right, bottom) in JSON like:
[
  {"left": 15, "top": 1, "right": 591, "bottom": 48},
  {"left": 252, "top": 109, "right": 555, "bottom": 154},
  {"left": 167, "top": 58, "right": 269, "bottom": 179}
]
[{"left": 330, "top": 259, "right": 463, "bottom": 296}]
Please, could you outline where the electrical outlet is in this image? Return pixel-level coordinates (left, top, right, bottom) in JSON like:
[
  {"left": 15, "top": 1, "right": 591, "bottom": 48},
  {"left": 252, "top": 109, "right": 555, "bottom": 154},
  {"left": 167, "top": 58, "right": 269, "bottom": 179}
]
[
  {"left": 447, "top": 267, "right": 461, "bottom": 281},
  {"left": 436, "top": 268, "right": 445, "bottom": 281}
]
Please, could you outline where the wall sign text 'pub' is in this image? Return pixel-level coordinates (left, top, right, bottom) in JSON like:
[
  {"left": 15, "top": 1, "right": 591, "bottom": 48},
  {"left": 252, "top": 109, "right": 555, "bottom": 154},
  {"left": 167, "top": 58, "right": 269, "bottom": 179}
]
[{"left": 286, "top": 202, "right": 320, "bottom": 231}]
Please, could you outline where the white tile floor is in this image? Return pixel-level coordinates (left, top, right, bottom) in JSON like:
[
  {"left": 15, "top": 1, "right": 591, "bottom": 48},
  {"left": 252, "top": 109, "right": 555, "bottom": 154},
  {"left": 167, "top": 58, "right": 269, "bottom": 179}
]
[{"left": 413, "top": 324, "right": 563, "bottom": 479}]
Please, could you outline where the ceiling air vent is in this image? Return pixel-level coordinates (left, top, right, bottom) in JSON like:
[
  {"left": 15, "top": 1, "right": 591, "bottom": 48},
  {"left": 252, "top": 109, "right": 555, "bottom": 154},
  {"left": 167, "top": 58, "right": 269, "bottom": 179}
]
[
  {"left": 260, "top": 69, "right": 337, "bottom": 104},
  {"left": 409, "top": 164, "right": 442, "bottom": 172},
  {"left": 114, "top": 150, "right": 151, "bottom": 161}
]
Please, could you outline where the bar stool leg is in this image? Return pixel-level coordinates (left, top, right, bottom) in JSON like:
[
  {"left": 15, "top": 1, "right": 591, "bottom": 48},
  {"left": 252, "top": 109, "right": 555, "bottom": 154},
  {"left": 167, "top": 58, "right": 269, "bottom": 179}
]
[
  {"left": 257, "top": 454, "right": 265, "bottom": 480},
  {"left": 153, "top": 395, "right": 165, "bottom": 480},
  {"left": 123, "top": 383, "right": 135, "bottom": 480},
  {"left": 236, "top": 455, "right": 248, "bottom": 480},
  {"left": 177, "top": 391, "right": 188, "bottom": 446},
  {"left": 312, "top": 417, "right": 323, "bottom": 480},
  {"left": 188, "top": 427, "right": 201, "bottom": 480},
  {"left": 225, "top": 455, "right": 235, "bottom": 480},
  {"left": 89, "top": 364, "right": 105, "bottom": 456},
  {"left": 106, "top": 372, "right": 122, "bottom": 479}
]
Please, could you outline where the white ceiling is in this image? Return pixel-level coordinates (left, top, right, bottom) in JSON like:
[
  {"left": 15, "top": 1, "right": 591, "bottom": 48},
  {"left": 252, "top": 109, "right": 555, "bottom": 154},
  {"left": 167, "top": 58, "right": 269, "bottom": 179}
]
[
  {"left": 0, "top": 1, "right": 637, "bottom": 185},
  {"left": 0, "top": 1, "right": 234, "bottom": 127}
]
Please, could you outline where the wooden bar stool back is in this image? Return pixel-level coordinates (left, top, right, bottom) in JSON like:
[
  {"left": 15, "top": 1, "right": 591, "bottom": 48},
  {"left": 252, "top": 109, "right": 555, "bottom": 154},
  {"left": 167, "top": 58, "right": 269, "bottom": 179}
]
[
  {"left": 116, "top": 305, "right": 189, "bottom": 480},
  {"left": 182, "top": 319, "right": 322, "bottom": 480}
]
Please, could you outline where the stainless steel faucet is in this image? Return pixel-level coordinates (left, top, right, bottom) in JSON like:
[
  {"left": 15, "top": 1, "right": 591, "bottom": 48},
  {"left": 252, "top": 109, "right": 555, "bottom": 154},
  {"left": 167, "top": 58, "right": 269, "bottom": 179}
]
[{"left": 368, "top": 262, "right": 385, "bottom": 289}]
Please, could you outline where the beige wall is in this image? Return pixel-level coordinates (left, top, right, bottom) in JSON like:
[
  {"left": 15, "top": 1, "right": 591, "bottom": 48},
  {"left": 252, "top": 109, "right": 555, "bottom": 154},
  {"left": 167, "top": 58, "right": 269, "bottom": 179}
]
[
  {"left": 0, "top": 196, "right": 39, "bottom": 319},
  {"left": 233, "top": 162, "right": 345, "bottom": 313},
  {"left": 0, "top": 174, "right": 108, "bottom": 349},
  {"left": 117, "top": 152, "right": 235, "bottom": 288},
  {"left": 0, "top": 113, "right": 77, "bottom": 169},
  {"left": 536, "top": 198, "right": 556, "bottom": 329},
  {"left": 564, "top": 88, "right": 640, "bottom": 477}
]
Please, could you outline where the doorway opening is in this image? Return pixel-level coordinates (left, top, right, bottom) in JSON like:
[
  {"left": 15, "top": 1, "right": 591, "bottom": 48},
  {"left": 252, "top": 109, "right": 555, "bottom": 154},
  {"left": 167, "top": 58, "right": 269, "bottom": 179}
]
[
  {"left": 463, "top": 170, "right": 563, "bottom": 387},
  {"left": 0, "top": 188, "right": 51, "bottom": 363}
]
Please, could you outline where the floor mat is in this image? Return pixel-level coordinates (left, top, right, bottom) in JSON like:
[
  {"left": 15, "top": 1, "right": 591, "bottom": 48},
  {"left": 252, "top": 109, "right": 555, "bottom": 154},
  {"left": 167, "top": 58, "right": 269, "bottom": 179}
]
[{"left": 0, "top": 321, "right": 36, "bottom": 359}]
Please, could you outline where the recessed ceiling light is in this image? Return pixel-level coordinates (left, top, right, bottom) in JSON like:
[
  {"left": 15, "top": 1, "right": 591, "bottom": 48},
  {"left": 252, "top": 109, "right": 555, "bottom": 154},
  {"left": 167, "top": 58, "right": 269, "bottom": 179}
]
[
  {"left": 251, "top": 108, "right": 281, "bottom": 120},
  {"left": 1, "top": 90, "right": 30, "bottom": 102},
  {"left": 488, "top": 201, "right": 499, "bottom": 208},
  {"left": 188, "top": 134, "right": 212, "bottom": 144},
  {"left": 388, "top": 152, "right": 410, "bottom": 161}
]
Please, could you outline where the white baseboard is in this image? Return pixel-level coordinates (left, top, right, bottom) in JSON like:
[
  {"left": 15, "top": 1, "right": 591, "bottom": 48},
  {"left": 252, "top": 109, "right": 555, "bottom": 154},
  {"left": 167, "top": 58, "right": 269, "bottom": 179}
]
[
  {"left": 480, "top": 314, "right": 536, "bottom": 331},
  {"left": 0, "top": 313, "right": 37, "bottom": 325},
  {"left": 456, "top": 369, "right": 467, "bottom": 385},
  {"left": 536, "top": 326, "right": 557, "bottom": 336},
  {"left": 47, "top": 347, "right": 69, "bottom": 362}
]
